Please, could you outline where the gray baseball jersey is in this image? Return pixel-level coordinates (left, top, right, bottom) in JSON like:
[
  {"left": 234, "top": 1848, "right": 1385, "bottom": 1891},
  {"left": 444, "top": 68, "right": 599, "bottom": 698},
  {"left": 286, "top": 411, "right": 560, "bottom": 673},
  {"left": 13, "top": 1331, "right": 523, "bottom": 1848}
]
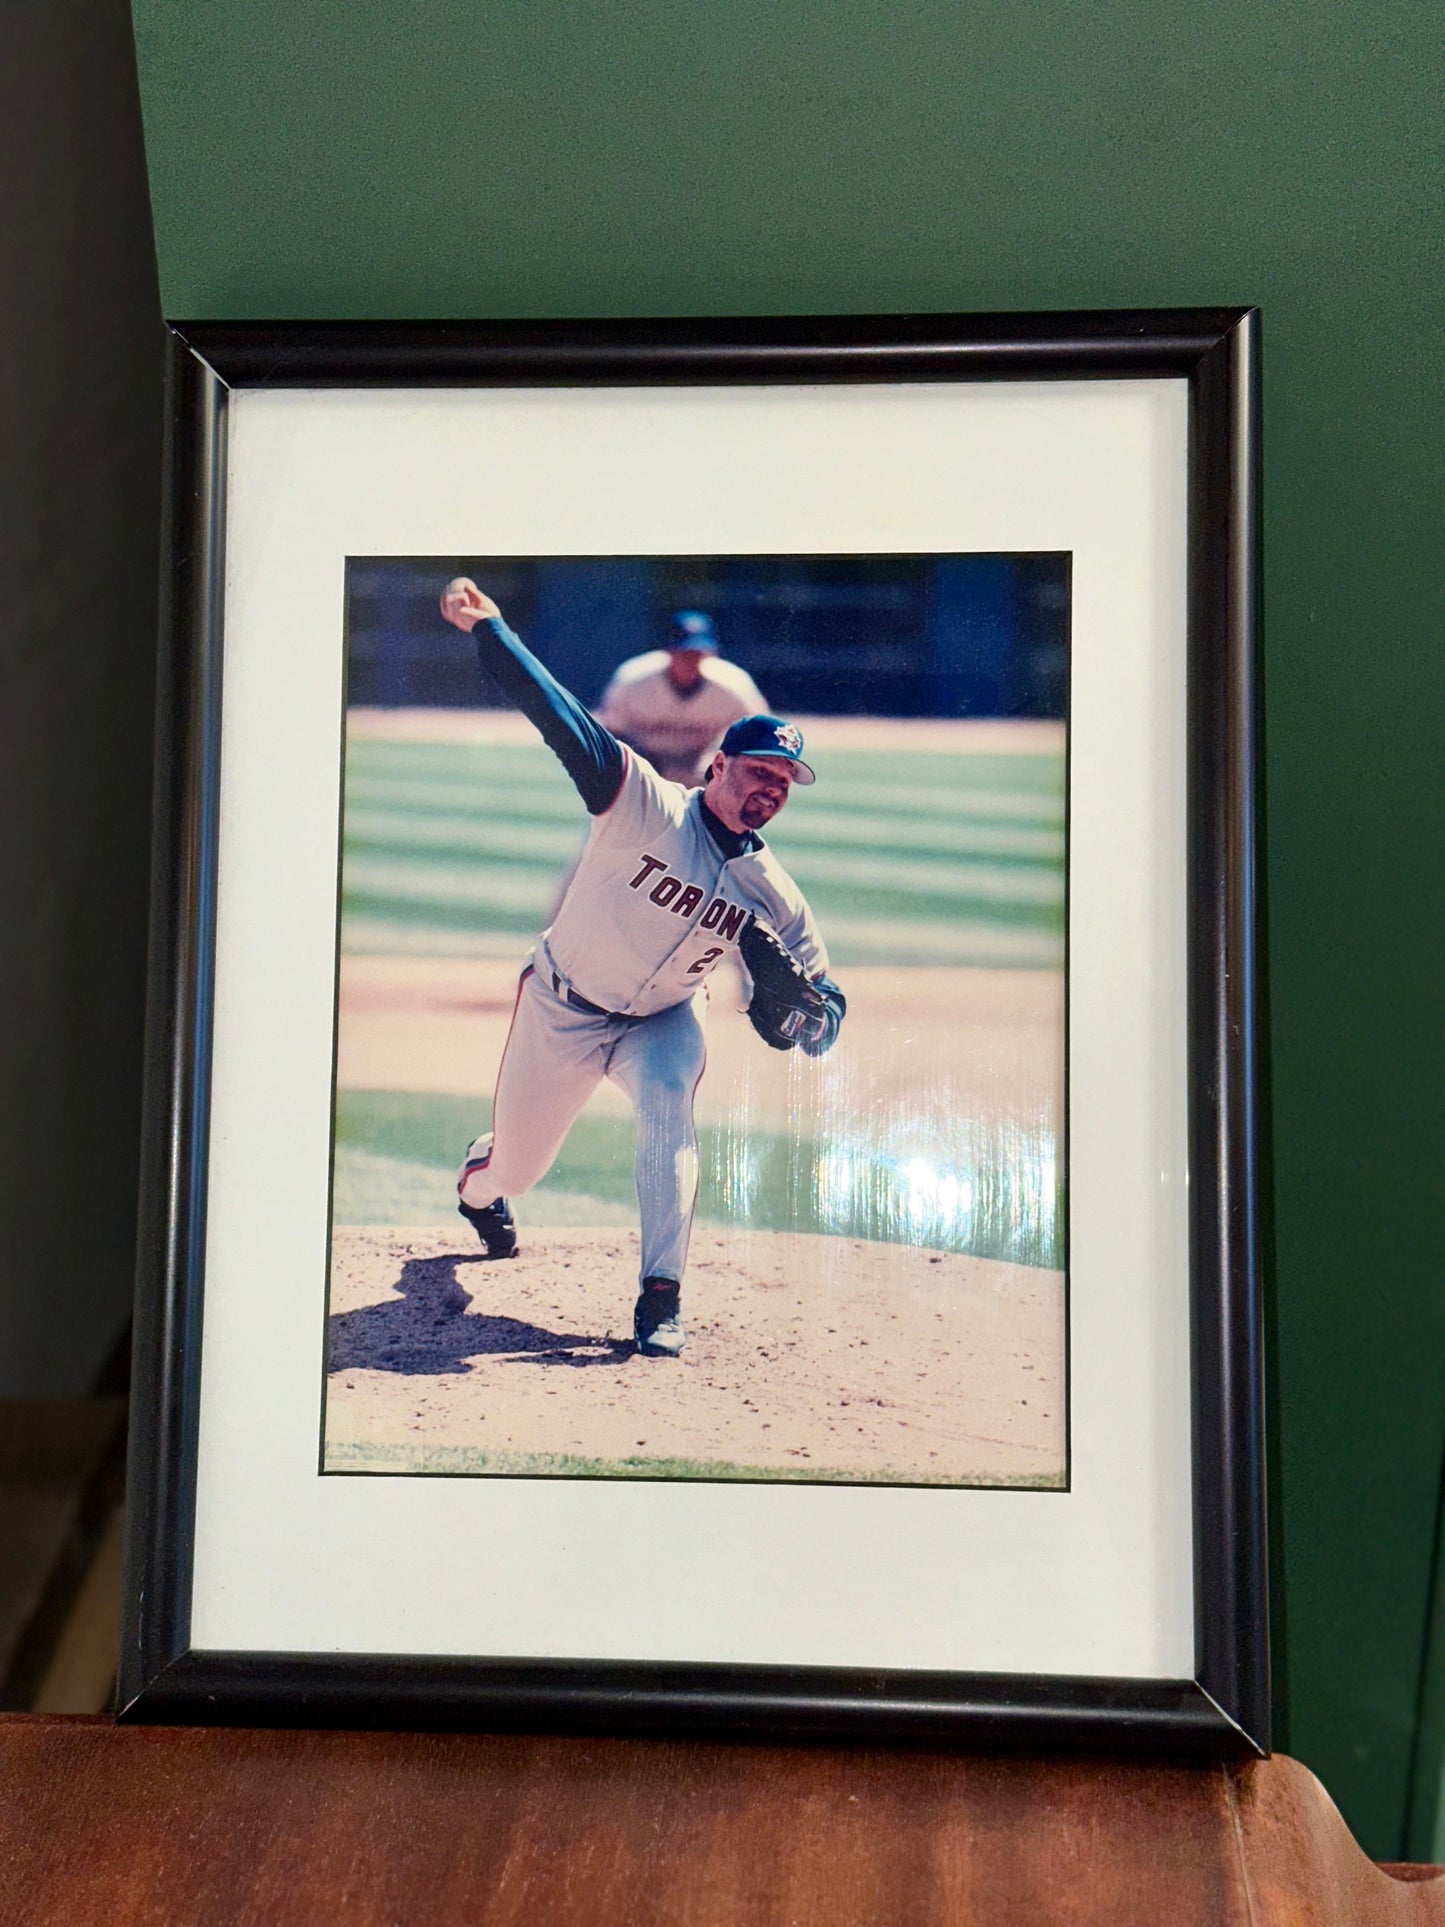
[{"left": 545, "top": 748, "right": 828, "bottom": 1017}]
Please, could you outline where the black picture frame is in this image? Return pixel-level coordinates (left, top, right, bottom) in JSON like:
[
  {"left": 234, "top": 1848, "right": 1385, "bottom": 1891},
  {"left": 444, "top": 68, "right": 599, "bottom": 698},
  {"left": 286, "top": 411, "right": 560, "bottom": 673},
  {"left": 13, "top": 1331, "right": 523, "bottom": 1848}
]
[{"left": 119, "top": 310, "right": 1265, "bottom": 1755}]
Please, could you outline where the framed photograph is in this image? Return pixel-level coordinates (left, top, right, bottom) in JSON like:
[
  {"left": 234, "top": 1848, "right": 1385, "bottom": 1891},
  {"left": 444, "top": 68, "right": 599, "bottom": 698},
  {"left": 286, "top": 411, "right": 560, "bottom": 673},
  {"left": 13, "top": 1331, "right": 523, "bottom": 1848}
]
[{"left": 119, "top": 310, "right": 1266, "bottom": 1753}]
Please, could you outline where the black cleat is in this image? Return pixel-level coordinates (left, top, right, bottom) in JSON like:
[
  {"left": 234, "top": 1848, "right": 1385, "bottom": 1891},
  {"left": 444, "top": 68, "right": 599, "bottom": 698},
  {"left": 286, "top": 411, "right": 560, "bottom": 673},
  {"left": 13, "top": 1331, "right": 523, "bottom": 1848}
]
[
  {"left": 633, "top": 1276, "right": 685, "bottom": 1357},
  {"left": 457, "top": 1196, "right": 518, "bottom": 1259}
]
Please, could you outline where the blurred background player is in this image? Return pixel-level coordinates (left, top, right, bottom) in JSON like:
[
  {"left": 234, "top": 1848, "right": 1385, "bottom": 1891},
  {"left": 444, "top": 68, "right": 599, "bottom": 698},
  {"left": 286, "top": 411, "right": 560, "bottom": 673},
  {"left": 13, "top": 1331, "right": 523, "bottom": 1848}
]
[{"left": 595, "top": 610, "right": 769, "bottom": 785}]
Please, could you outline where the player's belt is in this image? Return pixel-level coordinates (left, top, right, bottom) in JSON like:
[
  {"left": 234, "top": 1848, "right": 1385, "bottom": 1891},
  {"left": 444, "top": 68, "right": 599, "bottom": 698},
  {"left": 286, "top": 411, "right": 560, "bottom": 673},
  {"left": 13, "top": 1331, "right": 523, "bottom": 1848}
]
[
  {"left": 539, "top": 940, "right": 637, "bottom": 1022},
  {"left": 549, "top": 967, "right": 627, "bottom": 1021}
]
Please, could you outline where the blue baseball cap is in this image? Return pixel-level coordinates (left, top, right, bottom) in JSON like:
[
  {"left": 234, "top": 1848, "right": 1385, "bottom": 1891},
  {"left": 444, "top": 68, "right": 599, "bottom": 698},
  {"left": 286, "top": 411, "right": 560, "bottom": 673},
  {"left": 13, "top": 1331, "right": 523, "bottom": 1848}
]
[
  {"left": 669, "top": 610, "right": 718, "bottom": 652},
  {"left": 719, "top": 714, "right": 816, "bottom": 784}
]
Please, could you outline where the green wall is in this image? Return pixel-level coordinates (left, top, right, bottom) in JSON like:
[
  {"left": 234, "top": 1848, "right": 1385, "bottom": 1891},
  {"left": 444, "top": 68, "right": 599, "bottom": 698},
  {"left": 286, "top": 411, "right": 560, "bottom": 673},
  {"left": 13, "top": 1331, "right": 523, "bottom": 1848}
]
[{"left": 129, "top": 0, "right": 1443, "bottom": 1857}]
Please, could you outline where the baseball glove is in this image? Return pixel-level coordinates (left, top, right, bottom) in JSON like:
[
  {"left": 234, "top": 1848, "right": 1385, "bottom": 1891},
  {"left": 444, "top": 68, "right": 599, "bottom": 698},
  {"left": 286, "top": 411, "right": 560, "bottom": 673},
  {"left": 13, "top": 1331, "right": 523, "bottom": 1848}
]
[{"left": 738, "top": 914, "right": 846, "bottom": 1058}]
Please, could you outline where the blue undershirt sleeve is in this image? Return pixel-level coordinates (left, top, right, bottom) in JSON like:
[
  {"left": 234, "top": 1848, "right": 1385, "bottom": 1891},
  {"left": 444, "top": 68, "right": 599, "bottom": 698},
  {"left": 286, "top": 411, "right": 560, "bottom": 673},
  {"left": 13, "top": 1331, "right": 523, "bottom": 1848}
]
[{"left": 471, "top": 616, "right": 626, "bottom": 815}]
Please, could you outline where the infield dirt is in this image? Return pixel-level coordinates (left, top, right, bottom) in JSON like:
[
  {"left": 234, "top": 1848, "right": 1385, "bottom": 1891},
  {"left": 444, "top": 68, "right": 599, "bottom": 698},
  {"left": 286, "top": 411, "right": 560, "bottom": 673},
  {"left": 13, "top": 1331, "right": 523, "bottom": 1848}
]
[
  {"left": 328, "top": 950, "right": 1066, "bottom": 1484},
  {"left": 337, "top": 954, "right": 1064, "bottom": 1141},
  {"left": 325, "top": 1222, "right": 1065, "bottom": 1486}
]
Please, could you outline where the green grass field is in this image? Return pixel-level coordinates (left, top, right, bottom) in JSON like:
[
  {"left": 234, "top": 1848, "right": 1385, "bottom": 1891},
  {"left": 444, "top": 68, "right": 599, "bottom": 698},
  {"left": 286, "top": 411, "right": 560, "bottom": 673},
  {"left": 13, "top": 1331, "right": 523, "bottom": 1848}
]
[
  {"left": 333, "top": 1087, "right": 1062, "bottom": 1269},
  {"left": 341, "top": 736, "right": 1064, "bottom": 968}
]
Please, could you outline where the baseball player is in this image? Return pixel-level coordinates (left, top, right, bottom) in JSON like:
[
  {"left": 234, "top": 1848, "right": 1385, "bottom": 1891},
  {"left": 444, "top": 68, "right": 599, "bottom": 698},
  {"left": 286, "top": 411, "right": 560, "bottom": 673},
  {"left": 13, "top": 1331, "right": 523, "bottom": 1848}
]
[
  {"left": 438, "top": 577, "right": 846, "bottom": 1358},
  {"left": 595, "top": 609, "right": 769, "bottom": 785}
]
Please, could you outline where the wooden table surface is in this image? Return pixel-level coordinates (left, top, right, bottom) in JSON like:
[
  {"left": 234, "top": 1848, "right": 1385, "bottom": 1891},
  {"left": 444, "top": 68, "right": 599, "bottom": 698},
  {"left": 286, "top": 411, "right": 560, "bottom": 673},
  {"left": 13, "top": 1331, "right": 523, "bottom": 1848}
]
[{"left": 0, "top": 1715, "right": 1441, "bottom": 1924}]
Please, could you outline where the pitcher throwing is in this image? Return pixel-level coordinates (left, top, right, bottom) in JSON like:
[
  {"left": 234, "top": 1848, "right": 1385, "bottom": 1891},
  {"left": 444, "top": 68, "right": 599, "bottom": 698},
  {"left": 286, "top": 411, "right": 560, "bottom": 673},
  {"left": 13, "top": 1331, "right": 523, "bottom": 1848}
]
[{"left": 439, "top": 577, "right": 846, "bottom": 1357}]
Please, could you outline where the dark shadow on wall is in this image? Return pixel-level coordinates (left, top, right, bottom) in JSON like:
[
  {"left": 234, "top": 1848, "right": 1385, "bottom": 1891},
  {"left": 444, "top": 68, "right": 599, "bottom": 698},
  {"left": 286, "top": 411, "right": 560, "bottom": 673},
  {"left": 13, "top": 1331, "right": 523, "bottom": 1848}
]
[{"left": 0, "top": 0, "right": 163, "bottom": 1394}]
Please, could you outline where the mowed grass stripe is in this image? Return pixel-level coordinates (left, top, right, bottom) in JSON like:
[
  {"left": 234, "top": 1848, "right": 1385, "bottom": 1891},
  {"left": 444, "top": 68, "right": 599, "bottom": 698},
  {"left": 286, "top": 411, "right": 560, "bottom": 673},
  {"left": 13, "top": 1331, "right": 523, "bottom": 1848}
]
[
  {"left": 347, "top": 804, "right": 1063, "bottom": 867},
  {"left": 773, "top": 812, "right": 1063, "bottom": 862},
  {"left": 345, "top": 775, "right": 582, "bottom": 821},
  {"left": 767, "top": 847, "right": 1061, "bottom": 904},
  {"left": 343, "top": 859, "right": 557, "bottom": 917},
  {"left": 342, "top": 882, "right": 1057, "bottom": 936},
  {"left": 342, "top": 817, "right": 1063, "bottom": 897},
  {"left": 346, "top": 770, "right": 1064, "bottom": 831},
  {"left": 353, "top": 739, "right": 1061, "bottom": 794},
  {"left": 339, "top": 890, "right": 1063, "bottom": 959},
  {"left": 343, "top": 847, "right": 1061, "bottom": 913},
  {"left": 803, "top": 781, "right": 1063, "bottom": 825},
  {"left": 340, "top": 911, "right": 1062, "bottom": 968},
  {"left": 347, "top": 742, "right": 1065, "bottom": 820},
  {"left": 347, "top": 812, "right": 584, "bottom": 866}
]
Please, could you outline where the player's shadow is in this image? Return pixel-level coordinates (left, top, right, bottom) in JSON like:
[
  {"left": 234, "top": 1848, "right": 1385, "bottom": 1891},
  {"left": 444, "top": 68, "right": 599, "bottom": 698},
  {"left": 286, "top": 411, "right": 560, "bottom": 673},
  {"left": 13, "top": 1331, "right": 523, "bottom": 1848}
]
[{"left": 326, "top": 1254, "right": 632, "bottom": 1375}]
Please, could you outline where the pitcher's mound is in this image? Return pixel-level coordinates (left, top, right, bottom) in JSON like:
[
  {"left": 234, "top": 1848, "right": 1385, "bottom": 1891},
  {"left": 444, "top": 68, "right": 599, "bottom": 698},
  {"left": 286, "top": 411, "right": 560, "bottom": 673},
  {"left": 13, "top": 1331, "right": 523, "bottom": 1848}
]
[{"left": 325, "top": 1224, "right": 1065, "bottom": 1487}]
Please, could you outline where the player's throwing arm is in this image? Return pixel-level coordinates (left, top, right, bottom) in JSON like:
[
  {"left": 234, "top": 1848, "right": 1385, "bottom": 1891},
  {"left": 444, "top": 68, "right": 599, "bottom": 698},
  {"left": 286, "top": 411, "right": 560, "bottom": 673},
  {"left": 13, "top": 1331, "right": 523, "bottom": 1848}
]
[{"left": 438, "top": 578, "right": 845, "bottom": 1358}]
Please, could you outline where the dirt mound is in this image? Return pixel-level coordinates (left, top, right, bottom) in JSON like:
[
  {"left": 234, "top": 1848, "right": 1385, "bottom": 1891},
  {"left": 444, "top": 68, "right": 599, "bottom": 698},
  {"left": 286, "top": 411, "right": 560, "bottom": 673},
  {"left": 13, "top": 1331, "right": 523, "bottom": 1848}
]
[{"left": 325, "top": 1224, "right": 1065, "bottom": 1487}]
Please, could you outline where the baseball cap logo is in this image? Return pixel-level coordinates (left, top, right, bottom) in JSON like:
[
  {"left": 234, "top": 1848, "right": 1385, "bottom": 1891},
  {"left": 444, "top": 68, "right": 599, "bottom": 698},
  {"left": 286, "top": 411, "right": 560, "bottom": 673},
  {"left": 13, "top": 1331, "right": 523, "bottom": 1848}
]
[{"left": 719, "top": 713, "right": 816, "bottom": 783}]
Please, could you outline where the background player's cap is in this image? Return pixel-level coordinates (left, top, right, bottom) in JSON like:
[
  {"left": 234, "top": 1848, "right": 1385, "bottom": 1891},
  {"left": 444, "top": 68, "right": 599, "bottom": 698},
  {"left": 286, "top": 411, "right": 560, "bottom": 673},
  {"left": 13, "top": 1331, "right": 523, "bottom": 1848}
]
[
  {"left": 669, "top": 610, "right": 718, "bottom": 652},
  {"left": 719, "top": 714, "right": 816, "bottom": 784}
]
